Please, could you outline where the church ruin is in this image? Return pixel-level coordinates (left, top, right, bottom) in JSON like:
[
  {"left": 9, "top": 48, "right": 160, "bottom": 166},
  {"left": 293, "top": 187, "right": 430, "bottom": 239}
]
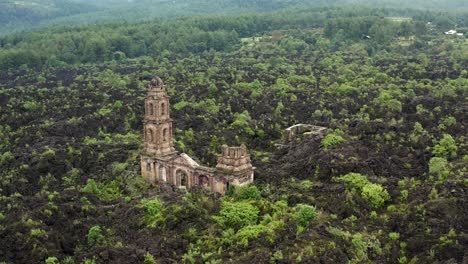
[{"left": 140, "top": 77, "right": 254, "bottom": 194}]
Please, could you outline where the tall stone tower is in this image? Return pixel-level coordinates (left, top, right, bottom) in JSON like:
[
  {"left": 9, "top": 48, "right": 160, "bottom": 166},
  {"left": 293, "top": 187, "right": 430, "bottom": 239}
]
[{"left": 143, "top": 77, "right": 176, "bottom": 157}]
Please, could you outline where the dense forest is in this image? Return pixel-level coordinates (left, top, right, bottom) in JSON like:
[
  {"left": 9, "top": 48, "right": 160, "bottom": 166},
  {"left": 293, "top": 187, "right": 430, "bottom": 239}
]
[
  {"left": 0, "top": 3, "right": 467, "bottom": 264},
  {"left": 1, "top": 0, "right": 467, "bottom": 35}
]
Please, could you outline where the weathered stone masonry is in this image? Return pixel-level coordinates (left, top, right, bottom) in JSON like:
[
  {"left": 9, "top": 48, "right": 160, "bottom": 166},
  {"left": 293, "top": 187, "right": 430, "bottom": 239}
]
[{"left": 140, "top": 77, "right": 254, "bottom": 194}]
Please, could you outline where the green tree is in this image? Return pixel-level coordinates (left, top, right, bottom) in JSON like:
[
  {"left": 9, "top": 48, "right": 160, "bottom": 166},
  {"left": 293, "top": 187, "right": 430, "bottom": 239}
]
[
  {"left": 335, "top": 173, "right": 390, "bottom": 208},
  {"left": 429, "top": 157, "right": 450, "bottom": 181},
  {"left": 361, "top": 184, "right": 390, "bottom": 209},
  {"left": 141, "top": 198, "right": 165, "bottom": 228},
  {"left": 143, "top": 252, "right": 157, "bottom": 264},
  {"left": 87, "top": 225, "right": 104, "bottom": 247},
  {"left": 295, "top": 204, "right": 317, "bottom": 227},
  {"left": 232, "top": 185, "right": 261, "bottom": 201},
  {"left": 214, "top": 201, "right": 259, "bottom": 230},
  {"left": 432, "top": 134, "right": 458, "bottom": 159}
]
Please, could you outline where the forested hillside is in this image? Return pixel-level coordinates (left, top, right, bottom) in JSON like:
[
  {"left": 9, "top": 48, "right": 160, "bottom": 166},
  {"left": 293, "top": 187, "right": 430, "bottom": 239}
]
[
  {"left": 1, "top": 6, "right": 467, "bottom": 70},
  {"left": 1, "top": 0, "right": 467, "bottom": 35},
  {"left": 0, "top": 5, "right": 467, "bottom": 264}
]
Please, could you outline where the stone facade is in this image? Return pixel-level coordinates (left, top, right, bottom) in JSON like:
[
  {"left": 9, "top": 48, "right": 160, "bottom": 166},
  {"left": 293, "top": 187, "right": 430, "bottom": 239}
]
[{"left": 140, "top": 77, "right": 254, "bottom": 194}]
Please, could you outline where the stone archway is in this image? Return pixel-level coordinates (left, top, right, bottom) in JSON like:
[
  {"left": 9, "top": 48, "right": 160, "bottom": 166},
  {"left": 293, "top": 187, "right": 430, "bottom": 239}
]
[
  {"left": 147, "top": 128, "right": 154, "bottom": 143},
  {"left": 149, "top": 163, "right": 156, "bottom": 184},
  {"left": 199, "top": 175, "right": 209, "bottom": 188},
  {"left": 146, "top": 162, "right": 152, "bottom": 183},
  {"left": 161, "top": 102, "right": 166, "bottom": 115},
  {"left": 148, "top": 102, "right": 154, "bottom": 116},
  {"left": 176, "top": 169, "right": 188, "bottom": 187},
  {"left": 146, "top": 162, "right": 152, "bottom": 173},
  {"left": 162, "top": 128, "right": 168, "bottom": 142},
  {"left": 159, "top": 166, "right": 167, "bottom": 182}
]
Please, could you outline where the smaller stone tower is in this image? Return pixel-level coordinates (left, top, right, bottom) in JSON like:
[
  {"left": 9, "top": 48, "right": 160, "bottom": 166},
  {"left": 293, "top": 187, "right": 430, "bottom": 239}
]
[{"left": 216, "top": 144, "right": 254, "bottom": 187}]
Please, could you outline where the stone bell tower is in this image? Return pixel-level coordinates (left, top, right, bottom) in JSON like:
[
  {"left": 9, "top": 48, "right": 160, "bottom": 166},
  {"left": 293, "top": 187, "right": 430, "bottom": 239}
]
[{"left": 143, "top": 77, "right": 176, "bottom": 157}]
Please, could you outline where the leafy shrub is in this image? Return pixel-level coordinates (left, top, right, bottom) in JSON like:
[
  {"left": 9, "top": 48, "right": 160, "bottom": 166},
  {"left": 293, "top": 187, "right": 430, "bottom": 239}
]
[
  {"left": 374, "top": 91, "right": 402, "bottom": 112},
  {"left": 389, "top": 232, "right": 400, "bottom": 241},
  {"left": 335, "top": 173, "right": 368, "bottom": 188},
  {"left": 141, "top": 198, "right": 165, "bottom": 227},
  {"left": 113, "top": 51, "right": 127, "bottom": 61},
  {"left": 321, "top": 130, "right": 345, "bottom": 148},
  {"left": 23, "top": 101, "right": 39, "bottom": 111},
  {"left": 441, "top": 116, "right": 456, "bottom": 127},
  {"left": 299, "top": 180, "right": 314, "bottom": 189},
  {"left": 295, "top": 204, "right": 317, "bottom": 227},
  {"left": 62, "top": 256, "right": 75, "bottom": 264},
  {"left": 429, "top": 157, "right": 450, "bottom": 180},
  {"left": 143, "top": 252, "right": 157, "bottom": 264},
  {"left": 82, "top": 179, "right": 122, "bottom": 201},
  {"left": 113, "top": 100, "right": 123, "bottom": 109},
  {"left": 82, "top": 179, "right": 100, "bottom": 195},
  {"left": 336, "top": 84, "right": 357, "bottom": 95},
  {"left": 400, "top": 189, "right": 408, "bottom": 201},
  {"left": 236, "top": 225, "right": 269, "bottom": 246},
  {"left": 428, "top": 187, "right": 439, "bottom": 200},
  {"left": 321, "top": 134, "right": 344, "bottom": 149},
  {"left": 41, "top": 148, "right": 56, "bottom": 157},
  {"left": 214, "top": 201, "right": 259, "bottom": 230},
  {"left": 0, "top": 151, "right": 14, "bottom": 165},
  {"left": 271, "top": 250, "right": 284, "bottom": 262},
  {"left": 351, "top": 233, "right": 368, "bottom": 262},
  {"left": 387, "top": 205, "right": 397, "bottom": 212},
  {"left": 335, "top": 173, "right": 390, "bottom": 208},
  {"left": 30, "top": 228, "right": 47, "bottom": 238},
  {"left": 97, "top": 107, "right": 112, "bottom": 116},
  {"left": 83, "top": 136, "right": 98, "bottom": 145},
  {"left": 112, "top": 162, "right": 128, "bottom": 174},
  {"left": 361, "top": 183, "right": 390, "bottom": 209},
  {"left": 87, "top": 225, "right": 104, "bottom": 247},
  {"left": 83, "top": 257, "right": 96, "bottom": 264},
  {"left": 45, "top": 257, "right": 59, "bottom": 264},
  {"left": 232, "top": 185, "right": 261, "bottom": 201},
  {"left": 432, "top": 134, "right": 458, "bottom": 159}
]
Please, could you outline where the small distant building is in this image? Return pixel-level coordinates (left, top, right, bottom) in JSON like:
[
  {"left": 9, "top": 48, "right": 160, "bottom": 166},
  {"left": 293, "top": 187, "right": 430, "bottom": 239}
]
[
  {"left": 275, "top": 124, "right": 327, "bottom": 149},
  {"left": 444, "top": 30, "right": 464, "bottom": 36},
  {"left": 140, "top": 77, "right": 254, "bottom": 195},
  {"left": 284, "top": 124, "right": 327, "bottom": 142}
]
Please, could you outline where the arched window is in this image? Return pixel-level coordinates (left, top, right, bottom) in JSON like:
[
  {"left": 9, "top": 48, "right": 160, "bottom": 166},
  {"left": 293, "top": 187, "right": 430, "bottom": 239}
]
[
  {"left": 161, "top": 102, "right": 165, "bottom": 116},
  {"left": 146, "top": 163, "right": 151, "bottom": 172},
  {"left": 148, "top": 128, "right": 154, "bottom": 143},
  {"left": 159, "top": 166, "right": 167, "bottom": 182},
  {"left": 149, "top": 163, "right": 156, "bottom": 183},
  {"left": 177, "top": 170, "right": 188, "bottom": 187},
  {"left": 148, "top": 102, "right": 154, "bottom": 115},
  {"left": 163, "top": 128, "right": 167, "bottom": 142},
  {"left": 199, "top": 175, "right": 209, "bottom": 187}
]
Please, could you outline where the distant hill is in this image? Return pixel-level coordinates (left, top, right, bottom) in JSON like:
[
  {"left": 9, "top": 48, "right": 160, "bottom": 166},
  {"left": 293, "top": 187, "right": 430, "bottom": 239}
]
[
  {"left": 1, "top": 0, "right": 467, "bottom": 35},
  {"left": 0, "top": 0, "right": 98, "bottom": 24},
  {"left": 345, "top": 0, "right": 467, "bottom": 10}
]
